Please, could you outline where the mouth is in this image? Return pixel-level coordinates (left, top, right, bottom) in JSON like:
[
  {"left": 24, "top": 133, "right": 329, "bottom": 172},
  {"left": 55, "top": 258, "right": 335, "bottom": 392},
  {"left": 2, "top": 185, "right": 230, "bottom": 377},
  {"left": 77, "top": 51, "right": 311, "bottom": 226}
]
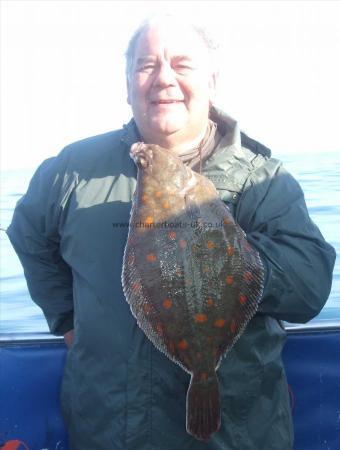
[{"left": 151, "top": 100, "right": 185, "bottom": 105}]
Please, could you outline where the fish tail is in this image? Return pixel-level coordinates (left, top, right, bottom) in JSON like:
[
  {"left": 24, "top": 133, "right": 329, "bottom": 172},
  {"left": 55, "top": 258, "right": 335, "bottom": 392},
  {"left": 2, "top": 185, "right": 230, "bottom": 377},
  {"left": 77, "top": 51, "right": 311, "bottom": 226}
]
[{"left": 186, "top": 372, "right": 221, "bottom": 441}]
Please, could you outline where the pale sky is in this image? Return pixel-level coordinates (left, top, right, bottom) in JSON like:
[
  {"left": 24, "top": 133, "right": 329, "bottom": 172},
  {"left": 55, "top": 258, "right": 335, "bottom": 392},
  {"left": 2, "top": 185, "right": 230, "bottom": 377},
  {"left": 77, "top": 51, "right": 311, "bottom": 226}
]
[{"left": 1, "top": 0, "right": 340, "bottom": 170}]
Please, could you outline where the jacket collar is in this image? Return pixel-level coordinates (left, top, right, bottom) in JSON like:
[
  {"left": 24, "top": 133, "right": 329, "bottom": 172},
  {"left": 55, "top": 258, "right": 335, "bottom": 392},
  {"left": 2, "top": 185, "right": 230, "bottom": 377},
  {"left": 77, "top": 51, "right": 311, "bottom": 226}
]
[
  {"left": 209, "top": 105, "right": 242, "bottom": 152},
  {"left": 120, "top": 119, "right": 141, "bottom": 149}
]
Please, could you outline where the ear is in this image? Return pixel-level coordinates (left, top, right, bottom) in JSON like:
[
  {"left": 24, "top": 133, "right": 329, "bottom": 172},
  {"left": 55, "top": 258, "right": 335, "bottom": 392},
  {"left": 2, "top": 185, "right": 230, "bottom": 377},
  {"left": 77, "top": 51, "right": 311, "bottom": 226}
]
[
  {"left": 126, "top": 77, "right": 131, "bottom": 105},
  {"left": 208, "top": 71, "right": 218, "bottom": 105}
]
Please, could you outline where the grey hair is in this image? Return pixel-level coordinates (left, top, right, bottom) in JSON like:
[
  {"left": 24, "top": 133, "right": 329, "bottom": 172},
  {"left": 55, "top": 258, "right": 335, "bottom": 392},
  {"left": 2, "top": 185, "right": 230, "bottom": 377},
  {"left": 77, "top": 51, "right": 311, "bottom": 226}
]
[{"left": 125, "top": 15, "right": 220, "bottom": 81}]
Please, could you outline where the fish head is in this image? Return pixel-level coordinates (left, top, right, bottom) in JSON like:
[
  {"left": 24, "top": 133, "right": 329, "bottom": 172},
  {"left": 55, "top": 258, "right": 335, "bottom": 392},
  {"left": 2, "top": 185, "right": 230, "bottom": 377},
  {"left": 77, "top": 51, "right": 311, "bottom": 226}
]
[{"left": 130, "top": 142, "right": 194, "bottom": 192}]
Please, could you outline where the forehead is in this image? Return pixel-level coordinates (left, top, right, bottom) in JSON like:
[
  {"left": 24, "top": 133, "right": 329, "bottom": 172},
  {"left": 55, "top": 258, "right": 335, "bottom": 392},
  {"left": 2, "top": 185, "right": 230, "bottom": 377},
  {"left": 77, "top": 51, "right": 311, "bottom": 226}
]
[{"left": 133, "top": 24, "right": 210, "bottom": 61}]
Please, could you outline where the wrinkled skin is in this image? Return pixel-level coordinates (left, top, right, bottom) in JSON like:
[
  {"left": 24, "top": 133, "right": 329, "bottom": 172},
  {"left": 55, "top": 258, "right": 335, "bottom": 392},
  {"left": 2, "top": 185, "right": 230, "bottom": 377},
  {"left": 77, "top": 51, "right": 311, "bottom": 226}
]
[{"left": 122, "top": 142, "right": 264, "bottom": 441}]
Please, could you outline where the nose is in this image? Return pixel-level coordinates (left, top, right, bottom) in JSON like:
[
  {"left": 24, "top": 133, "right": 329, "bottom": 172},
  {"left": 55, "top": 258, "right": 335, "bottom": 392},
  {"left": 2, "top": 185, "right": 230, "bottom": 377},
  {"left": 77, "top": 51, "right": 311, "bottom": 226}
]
[{"left": 154, "top": 62, "right": 177, "bottom": 87}]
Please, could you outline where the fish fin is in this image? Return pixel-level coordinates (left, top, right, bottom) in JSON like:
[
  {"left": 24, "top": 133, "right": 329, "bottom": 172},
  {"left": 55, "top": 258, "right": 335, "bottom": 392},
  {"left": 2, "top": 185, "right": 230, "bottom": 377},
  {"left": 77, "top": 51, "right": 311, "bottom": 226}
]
[{"left": 186, "top": 372, "right": 221, "bottom": 441}]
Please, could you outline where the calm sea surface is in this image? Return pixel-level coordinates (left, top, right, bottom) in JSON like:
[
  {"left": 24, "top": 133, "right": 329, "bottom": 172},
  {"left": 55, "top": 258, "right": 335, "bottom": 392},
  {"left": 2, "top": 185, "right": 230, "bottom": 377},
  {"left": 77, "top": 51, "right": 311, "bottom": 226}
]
[{"left": 1, "top": 152, "right": 339, "bottom": 334}]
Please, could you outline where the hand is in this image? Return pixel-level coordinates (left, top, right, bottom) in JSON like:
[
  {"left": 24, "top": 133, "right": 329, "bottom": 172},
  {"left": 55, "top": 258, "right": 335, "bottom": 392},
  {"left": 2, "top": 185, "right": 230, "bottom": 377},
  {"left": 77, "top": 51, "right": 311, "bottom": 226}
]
[{"left": 64, "top": 329, "right": 74, "bottom": 349}]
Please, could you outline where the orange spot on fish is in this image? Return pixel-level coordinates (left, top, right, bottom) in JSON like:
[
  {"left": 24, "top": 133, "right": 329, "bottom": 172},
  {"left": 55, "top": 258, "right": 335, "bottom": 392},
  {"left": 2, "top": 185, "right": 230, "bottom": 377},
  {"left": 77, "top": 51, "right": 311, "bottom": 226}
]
[
  {"left": 239, "top": 294, "right": 247, "bottom": 305},
  {"left": 207, "top": 241, "right": 215, "bottom": 249},
  {"left": 230, "top": 319, "right": 237, "bottom": 334},
  {"left": 214, "top": 318, "right": 226, "bottom": 328},
  {"left": 163, "top": 298, "right": 173, "bottom": 309},
  {"left": 244, "top": 271, "right": 253, "bottom": 282},
  {"left": 178, "top": 339, "right": 189, "bottom": 350},
  {"left": 203, "top": 266, "right": 210, "bottom": 273},
  {"left": 146, "top": 253, "right": 157, "bottom": 262},
  {"left": 207, "top": 298, "right": 214, "bottom": 306},
  {"left": 200, "top": 372, "right": 209, "bottom": 381},
  {"left": 141, "top": 194, "right": 148, "bottom": 203},
  {"left": 226, "top": 275, "right": 233, "bottom": 285},
  {"left": 227, "top": 246, "right": 235, "bottom": 256},
  {"left": 223, "top": 217, "right": 231, "bottom": 225},
  {"left": 155, "top": 191, "right": 162, "bottom": 198},
  {"left": 162, "top": 201, "right": 170, "bottom": 209},
  {"left": 195, "top": 313, "right": 208, "bottom": 323},
  {"left": 168, "top": 231, "right": 176, "bottom": 239},
  {"left": 145, "top": 216, "right": 154, "bottom": 225},
  {"left": 179, "top": 239, "right": 187, "bottom": 249}
]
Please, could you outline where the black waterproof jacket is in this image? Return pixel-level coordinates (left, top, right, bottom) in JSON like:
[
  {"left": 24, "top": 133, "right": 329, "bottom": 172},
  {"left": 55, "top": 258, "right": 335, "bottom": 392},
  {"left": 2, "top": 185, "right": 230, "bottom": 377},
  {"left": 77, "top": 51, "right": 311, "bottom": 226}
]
[{"left": 7, "top": 108, "right": 336, "bottom": 450}]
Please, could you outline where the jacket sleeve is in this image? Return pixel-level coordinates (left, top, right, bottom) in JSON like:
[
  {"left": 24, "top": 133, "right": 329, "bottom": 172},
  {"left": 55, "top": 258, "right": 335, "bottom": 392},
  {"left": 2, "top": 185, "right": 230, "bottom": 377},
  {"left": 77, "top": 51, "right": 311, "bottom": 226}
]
[
  {"left": 237, "top": 159, "right": 336, "bottom": 324},
  {"left": 6, "top": 152, "right": 75, "bottom": 335}
]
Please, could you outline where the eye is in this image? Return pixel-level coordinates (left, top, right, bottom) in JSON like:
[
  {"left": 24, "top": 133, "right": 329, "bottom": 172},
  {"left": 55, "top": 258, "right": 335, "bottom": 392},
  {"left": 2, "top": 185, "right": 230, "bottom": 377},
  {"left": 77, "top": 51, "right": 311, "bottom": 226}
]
[
  {"left": 173, "top": 63, "right": 195, "bottom": 74},
  {"left": 137, "top": 63, "right": 156, "bottom": 73}
]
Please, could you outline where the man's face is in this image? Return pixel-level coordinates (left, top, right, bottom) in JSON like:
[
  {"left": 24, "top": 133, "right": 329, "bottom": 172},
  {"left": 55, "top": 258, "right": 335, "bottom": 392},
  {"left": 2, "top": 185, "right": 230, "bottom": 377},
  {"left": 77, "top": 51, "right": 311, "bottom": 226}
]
[{"left": 127, "top": 24, "right": 216, "bottom": 147}]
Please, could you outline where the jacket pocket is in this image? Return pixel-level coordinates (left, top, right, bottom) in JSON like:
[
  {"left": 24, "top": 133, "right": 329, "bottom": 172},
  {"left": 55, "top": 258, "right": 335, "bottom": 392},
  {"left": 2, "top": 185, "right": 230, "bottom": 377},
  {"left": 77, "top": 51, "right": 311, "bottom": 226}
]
[{"left": 218, "top": 352, "right": 264, "bottom": 423}]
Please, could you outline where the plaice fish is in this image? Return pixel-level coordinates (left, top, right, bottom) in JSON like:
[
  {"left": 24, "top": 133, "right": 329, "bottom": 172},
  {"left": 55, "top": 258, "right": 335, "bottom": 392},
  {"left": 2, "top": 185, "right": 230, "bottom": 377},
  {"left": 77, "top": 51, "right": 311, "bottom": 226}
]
[{"left": 122, "top": 142, "right": 265, "bottom": 441}]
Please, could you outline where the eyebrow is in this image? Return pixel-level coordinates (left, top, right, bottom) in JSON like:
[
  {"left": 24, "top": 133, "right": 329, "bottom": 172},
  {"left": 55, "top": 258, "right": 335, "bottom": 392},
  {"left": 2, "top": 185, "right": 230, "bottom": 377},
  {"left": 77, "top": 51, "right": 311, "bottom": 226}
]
[
  {"left": 135, "top": 55, "right": 195, "bottom": 65},
  {"left": 136, "top": 56, "right": 157, "bottom": 65},
  {"left": 172, "top": 55, "right": 194, "bottom": 62}
]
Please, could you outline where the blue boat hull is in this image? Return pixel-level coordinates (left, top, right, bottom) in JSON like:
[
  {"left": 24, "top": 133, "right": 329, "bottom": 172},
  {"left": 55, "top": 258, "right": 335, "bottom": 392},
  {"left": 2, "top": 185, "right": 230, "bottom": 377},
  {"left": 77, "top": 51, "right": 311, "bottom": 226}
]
[{"left": 1, "top": 327, "right": 340, "bottom": 449}]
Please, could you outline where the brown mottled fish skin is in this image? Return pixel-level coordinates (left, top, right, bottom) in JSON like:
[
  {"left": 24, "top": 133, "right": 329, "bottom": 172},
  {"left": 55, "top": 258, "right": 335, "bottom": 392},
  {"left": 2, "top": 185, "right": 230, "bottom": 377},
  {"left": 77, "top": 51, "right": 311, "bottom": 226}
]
[{"left": 121, "top": 142, "right": 265, "bottom": 441}]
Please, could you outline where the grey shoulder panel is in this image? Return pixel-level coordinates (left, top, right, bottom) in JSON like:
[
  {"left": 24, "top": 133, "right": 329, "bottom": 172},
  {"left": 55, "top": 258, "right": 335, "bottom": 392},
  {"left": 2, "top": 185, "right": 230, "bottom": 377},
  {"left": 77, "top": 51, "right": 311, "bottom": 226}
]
[
  {"left": 203, "top": 139, "right": 273, "bottom": 210},
  {"left": 240, "top": 132, "right": 272, "bottom": 158}
]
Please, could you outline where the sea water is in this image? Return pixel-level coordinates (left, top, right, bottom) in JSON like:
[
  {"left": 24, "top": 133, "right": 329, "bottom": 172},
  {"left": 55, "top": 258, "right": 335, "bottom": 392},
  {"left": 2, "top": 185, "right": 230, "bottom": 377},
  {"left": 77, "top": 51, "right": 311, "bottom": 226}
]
[{"left": 0, "top": 152, "right": 339, "bottom": 334}]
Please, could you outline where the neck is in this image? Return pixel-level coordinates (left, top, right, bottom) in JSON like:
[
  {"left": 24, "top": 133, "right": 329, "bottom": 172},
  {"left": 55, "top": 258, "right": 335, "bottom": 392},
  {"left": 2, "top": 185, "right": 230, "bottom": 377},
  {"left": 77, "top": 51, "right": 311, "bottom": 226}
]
[{"left": 141, "top": 124, "right": 209, "bottom": 156}]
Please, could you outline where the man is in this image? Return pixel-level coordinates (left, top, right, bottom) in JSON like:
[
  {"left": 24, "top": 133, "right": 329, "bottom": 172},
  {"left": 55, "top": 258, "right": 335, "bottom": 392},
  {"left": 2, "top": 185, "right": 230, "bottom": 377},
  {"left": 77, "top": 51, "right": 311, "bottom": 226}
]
[{"left": 7, "top": 16, "right": 335, "bottom": 450}]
